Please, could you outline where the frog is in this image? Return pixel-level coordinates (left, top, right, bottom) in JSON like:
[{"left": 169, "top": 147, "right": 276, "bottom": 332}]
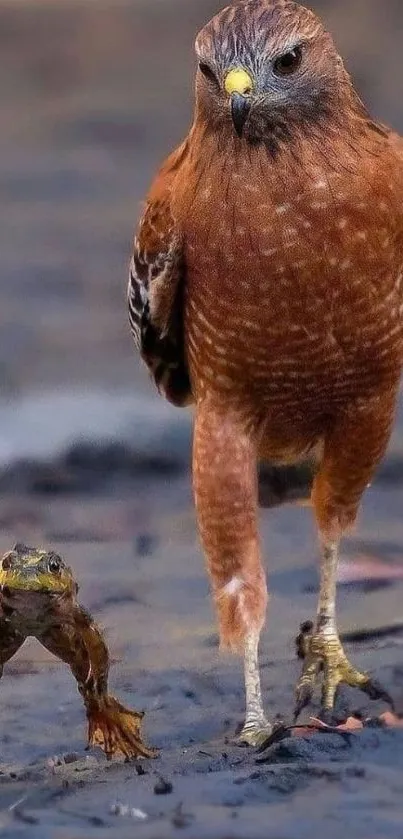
[{"left": 0, "top": 543, "right": 157, "bottom": 761}]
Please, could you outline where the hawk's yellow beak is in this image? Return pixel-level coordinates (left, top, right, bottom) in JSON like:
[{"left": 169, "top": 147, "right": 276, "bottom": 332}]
[
  {"left": 224, "top": 68, "right": 254, "bottom": 96},
  {"left": 225, "top": 69, "right": 253, "bottom": 137}
]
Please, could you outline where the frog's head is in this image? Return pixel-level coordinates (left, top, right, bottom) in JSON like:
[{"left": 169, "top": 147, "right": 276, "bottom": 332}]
[{"left": 0, "top": 544, "right": 77, "bottom": 596}]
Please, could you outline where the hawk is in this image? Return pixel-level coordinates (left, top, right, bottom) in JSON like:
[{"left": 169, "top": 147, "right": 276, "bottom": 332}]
[{"left": 128, "top": 0, "right": 403, "bottom": 744}]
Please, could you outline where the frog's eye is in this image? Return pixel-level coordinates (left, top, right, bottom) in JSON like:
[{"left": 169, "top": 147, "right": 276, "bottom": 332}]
[
  {"left": 2, "top": 553, "right": 13, "bottom": 570},
  {"left": 48, "top": 554, "right": 61, "bottom": 574}
]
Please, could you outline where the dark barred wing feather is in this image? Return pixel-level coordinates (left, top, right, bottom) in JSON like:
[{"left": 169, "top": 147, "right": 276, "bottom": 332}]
[
  {"left": 127, "top": 251, "right": 148, "bottom": 350},
  {"left": 127, "top": 150, "right": 192, "bottom": 407},
  {"left": 128, "top": 242, "right": 191, "bottom": 408}
]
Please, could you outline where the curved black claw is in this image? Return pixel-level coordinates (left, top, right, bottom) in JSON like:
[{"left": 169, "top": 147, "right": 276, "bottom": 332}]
[
  {"left": 255, "top": 720, "right": 356, "bottom": 761},
  {"left": 294, "top": 683, "right": 314, "bottom": 722},
  {"left": 295, "top": 621, "right": 314, "bottom": 660},
  {"left": 361, "top": 678, "right": 395, "bottom": 710},
  {"left": 255, "top": 721, "right": 289, "bottom": 754}
]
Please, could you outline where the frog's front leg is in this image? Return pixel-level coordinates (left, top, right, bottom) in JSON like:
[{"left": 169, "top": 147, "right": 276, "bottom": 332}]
[
  {"left": 39, "top": 605, "right": 157, "bottom": 760},
  {"left": 0, "top": 620, "right": 26, "bottom": 675}
]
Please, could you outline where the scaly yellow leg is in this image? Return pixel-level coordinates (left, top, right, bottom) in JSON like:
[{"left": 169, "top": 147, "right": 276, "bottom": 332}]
[
  {"left": 295, "top": 540, "right": 392, "bottom": 720},
  {"left": 237, "top": 631, "right": 272, "bottom": 746}
]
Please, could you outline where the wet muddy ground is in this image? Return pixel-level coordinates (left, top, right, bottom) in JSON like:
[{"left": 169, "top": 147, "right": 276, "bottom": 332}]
[
  {"left": 1, "top": 0, "right": 403, "bottom": 836},
  {"left": 2, "top": 476, "right": 403, "bottom": 839}
]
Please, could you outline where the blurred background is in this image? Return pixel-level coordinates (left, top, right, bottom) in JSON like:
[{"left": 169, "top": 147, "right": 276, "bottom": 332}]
[{"left": 0, "top": 0, "right": 402, "bottom": 464}]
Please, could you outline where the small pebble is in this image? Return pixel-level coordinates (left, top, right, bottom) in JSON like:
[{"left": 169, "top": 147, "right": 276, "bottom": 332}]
[
  {"left": 130, "top": 808, "right": 148, "bottom": 820},
  {"left": 47, "top": 756, "right": 63, "bottom": 769},
  {"left": 110, "top": 802, "right": 148, "bottom": 820},
  {"left": 47, "top": 752, "right": 79, "bottom": 769},
  {"left": 63, "top": 752, "right": 79, "bottom": 764},
  {"left": 110, "top": 802, "right": 129, "bottom": 817},
  {"left": 154, "top": 777, "right": 173, "bottom": 795}
]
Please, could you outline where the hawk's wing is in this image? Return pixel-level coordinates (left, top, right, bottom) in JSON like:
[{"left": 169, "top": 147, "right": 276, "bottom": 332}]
[{"left": 128, "top": 141, "right": 192, "bottom": 407}]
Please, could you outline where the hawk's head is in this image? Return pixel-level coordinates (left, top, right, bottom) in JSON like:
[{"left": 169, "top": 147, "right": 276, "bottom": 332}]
[{"left": 195, "top": 0, "right": 355, "bottom": 150}]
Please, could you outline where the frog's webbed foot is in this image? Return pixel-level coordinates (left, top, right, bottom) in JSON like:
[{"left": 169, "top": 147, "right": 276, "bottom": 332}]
[{"left": 86, "top": 695, "right": 158, "bottom": 760}]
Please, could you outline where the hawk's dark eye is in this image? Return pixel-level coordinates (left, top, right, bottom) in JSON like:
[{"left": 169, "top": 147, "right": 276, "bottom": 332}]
[
  {"left": 198, "top": 62, "right": 218, "bottom": 85},
  {"left": 48, "top": 554, "right": 61, "bottom": 574},
  {"left": 273, "top": 47, "right": 302, "bottom": 76}
]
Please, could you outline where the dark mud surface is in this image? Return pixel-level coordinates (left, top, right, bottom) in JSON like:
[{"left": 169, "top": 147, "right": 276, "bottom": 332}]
[
  {"left": 1, "top": 475, "right": 403, "bottom": 839},
  {"left": 1, "top": 0, "right": 403, "bottom": 836}
]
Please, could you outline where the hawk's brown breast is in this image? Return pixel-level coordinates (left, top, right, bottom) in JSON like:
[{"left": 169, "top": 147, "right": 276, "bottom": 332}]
[{"left": 178, "top": 133, "right": 403, "bottom": 436}]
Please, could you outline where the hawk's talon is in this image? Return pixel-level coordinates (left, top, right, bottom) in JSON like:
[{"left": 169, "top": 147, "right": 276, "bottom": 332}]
[
  {"left": 361, "top": 678, "right": 394, "bottom": 709},
  {"left": 294, "top": 629, "right": 388, "bottom": 720},
  {"left": 255, "top": 721, "right": 289, "bottom": 753},
  {"left": 294, "top": 682, "right": 315, "bottom": 722},
  {"left": 236, "top": 718, "right": 273, "bottom": 748}
]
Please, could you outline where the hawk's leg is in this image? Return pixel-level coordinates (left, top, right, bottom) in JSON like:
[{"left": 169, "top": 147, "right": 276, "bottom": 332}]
[
  {"left": 241, "top": 629, "right": 271, "bottom": 744},
  {"left": 295, "top": 406, "right": 395, "bottom": 720},
  {"left": 193, "top": 401, "right": 271, "bottom": 746},
  {"left": 295, "top": 539, "right": 377, "bottom": 719}
]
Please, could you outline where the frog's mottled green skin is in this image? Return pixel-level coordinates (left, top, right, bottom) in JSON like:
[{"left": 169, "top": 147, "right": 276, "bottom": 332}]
[
  {"left": 0, "top": 544, "right": 75, "bottom": 593},
  {"left": 0, "top": 544, "right": 156, "bottom": 760}
]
